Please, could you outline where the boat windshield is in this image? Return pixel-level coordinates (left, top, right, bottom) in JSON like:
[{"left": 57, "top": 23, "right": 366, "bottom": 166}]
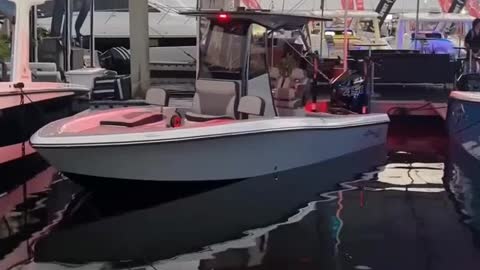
[{"left": 199, "top": 19, "right": 249, "bottom": 80}]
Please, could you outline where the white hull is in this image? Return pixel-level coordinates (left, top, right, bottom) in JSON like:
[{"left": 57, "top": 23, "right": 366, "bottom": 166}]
[{"left": 33, "top": 116, "right": 388, "bottom": 182}]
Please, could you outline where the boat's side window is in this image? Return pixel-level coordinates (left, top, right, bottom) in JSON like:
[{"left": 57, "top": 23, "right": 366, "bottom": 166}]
[
  {"left": 198, "top": 19, "right": 248, "bottom": 80},
  {"left": 248, "top": 24, "right": 268, "bottom": 79}
]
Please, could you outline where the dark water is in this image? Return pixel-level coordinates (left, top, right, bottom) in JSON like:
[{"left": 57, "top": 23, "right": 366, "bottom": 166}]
[{"left": 1, "top": 117, "right": 480, "bottom": 270}]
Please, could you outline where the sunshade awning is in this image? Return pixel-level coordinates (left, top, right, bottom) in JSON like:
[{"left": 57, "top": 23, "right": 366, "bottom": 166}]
[{"left": 179, "top": 10, "right": 331, "bottom": 30}]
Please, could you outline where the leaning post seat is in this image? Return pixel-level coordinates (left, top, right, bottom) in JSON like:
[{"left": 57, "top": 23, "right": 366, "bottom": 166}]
[
  {"left": 269, "top": 67, "right": 281, "bottom": 86},
  {"left": 289, "top": 68, "right": 308, "bottom": 98},
  {"left": 272, "top": 68, "right": 307, "bottom": 109},
  {"left": 238, "top": 96, "right": 266, "bottom": 117},
  {"left": 185, "top": 79, "right": 240, "bottom": 122},
  {"left": 4, "top": 62, "right": 63, "bottom": 82}
]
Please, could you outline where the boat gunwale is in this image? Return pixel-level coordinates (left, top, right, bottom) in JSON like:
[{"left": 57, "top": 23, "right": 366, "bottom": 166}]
[{"left": 31, "top": 119, "right": 389, "bottom": 149}]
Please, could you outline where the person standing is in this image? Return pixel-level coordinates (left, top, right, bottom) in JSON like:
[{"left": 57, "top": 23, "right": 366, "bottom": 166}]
[
  {"left": 465, "top": 18, "right": 480, "bottom": 72},
  {"left": 51, "top": 0, "right": 91, "bottom": 42},
  {"left": 75, "top": 0, "right": 92, "bottom": 42}
]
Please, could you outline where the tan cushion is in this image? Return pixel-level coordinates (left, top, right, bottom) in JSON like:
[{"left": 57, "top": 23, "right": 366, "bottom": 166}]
[
  {"left": 185, "top": 111, "right": 234, "bottom": 122},
  {"left": 275, "top": 99, "right": 302, "bottom": 109},
  {"left": 193, "top": 80, "right": 239, "bottom": 118},
  {"left": 146, "top": 88, "right": 169, "bottom": 106},
  {"left": 290, "top": 68, "right": 305, "bottom": 80},
  {"left": 270, "top": 67, "right": 280, "bottom": 79},
  {"left": 274, "top": 88, "right": 296, "bottom": 100},
  {"left": 238, "top": 96, "right": 265, "bottom": 116}
]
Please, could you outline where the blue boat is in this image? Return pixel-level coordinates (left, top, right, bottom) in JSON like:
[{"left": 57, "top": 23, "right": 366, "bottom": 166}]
[
  {"left": 444, "top": 138, "right": 480, "bottom": 241},
  {"left": 447, "top": 74, "right": 480, "bottom": 163}
]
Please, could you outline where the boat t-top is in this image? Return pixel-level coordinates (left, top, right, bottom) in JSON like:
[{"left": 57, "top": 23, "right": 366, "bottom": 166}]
[{"left": 31, "top": 8, "right": 390, "bottom": 185}]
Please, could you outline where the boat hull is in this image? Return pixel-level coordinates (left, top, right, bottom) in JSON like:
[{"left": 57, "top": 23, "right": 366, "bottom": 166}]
[
  {"left": 34, "top": 121, "right": 389, "bottom": 183},
  {"left": 0, "top": 86, "right": 88, "bottom": 167},
  {"left": 34, "top": 143, "right": 385, "bottom": 264},
  {"left": 447, "top": 91, "right": 480, "bottom": 164}
]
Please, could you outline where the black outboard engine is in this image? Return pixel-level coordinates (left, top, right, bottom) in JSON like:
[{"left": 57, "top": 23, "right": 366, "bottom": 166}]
[
  {"left": 99, "top": 47, "right": 131, "bottom": 75},
  {"left": 330, "top": 72, "right": 368, "bottom": 114},
  {"left": 456, "top": 73, "right": 480, "bottom": 91}
]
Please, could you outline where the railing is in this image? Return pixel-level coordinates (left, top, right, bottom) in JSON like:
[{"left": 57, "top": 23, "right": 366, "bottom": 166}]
[{"left": 465, "top": 48, "right": 480, "bottom": 74}]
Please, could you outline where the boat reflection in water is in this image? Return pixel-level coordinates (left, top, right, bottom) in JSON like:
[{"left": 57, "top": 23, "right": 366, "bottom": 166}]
[
  {"left": 4, "top": 118, "right": 480, "bottom": 270},
  {"left": 444, "top": 141, "right": 480, "bottom": 247},
  {"left": 0, "top": 167, "right": 81, "bottom": 270},
  {"left": 5, "top": 143, "right": 478, "bottom": 270},
  {"left": 30, "top": 145, "right": 385, "bottom": 267}
]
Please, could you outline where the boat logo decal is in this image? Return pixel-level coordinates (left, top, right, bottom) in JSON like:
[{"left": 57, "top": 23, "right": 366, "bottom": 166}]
[{"left": 364, "top": 128, "right": 381, "bottom": 138}]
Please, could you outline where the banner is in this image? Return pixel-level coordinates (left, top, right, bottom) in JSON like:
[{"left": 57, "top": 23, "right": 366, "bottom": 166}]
[
  {"left": 448, "top": 0, "right": 467, "bottom": 13},
  {"left": 242, "top": 0, "right": 261, "bottom": 9},
  {"left": 355, "top": 0, "right": 365, "bottom": 10},
  {"left": 438, "top": 0, "right": 466, "bottom": 34},
  {"left": 439, "top": 0, "right": 452, "bottom": 12},
  {"left": 466, "top": 0, "right": 480, "bottom": 17},
  {"left": 375, "top": 0, "right": 397, "bottom": 28},
  {"left": 341, "top": 0, "right": 354, "bottom": 10}
]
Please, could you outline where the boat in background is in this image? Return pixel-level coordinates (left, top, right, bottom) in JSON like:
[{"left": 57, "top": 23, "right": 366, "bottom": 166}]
[
  {"left": 351, "top": 12, "right": 473, "bottom": 118},
  {"left": 30, "top": 146, "right": 382, "bottom": 268},
  {"left": 444, "top": 131, "right": 480, "bottom": 243},
  {"left": 31, "top": 9, "right": 389, "bottom": 186},
  {"left": 308, "top": 10, "right": 391, "bottom": 58},
  {"left": 394, "top": 12, "right": 473, "bottom": 57},
  {"left": 0, "top": 0, "right": 89, "bottom": 171}
]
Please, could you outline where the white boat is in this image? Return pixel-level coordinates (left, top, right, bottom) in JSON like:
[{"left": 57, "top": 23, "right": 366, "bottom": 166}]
[
  {"left": 356, "top": 12, "right": 474, "bottom": 117},
  {"left": 307, "top": 10, "right": 391, "bottom": 58},
  {"left": 395, "top": 12, "right": 474, "bottom": 58},
  {"left": 0, "top": 0, "right": 88, "bottom": 168},
  {"left": 31, "top": 10, "right": 390, "bottom": 184}
]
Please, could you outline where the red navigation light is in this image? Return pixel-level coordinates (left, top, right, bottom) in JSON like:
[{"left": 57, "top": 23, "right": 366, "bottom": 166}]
[{"left": 217, "top": 13, "right": 231, "bottom": 23}]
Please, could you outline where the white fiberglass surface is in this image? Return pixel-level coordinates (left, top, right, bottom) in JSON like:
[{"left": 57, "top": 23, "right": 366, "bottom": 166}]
[
  {"left": 51, "top": 107, "right": 236, "bottom": 136},
  {"left": 0, "top": 92, "right": 73, "bottom": 110},
  {"left": 450, "top": 91, "right": 480, "bottom": 103},
  {"left": 0, "top": 82, "right": 89, "bottom": 93},
  {"left": 32, "top": 111, "right": 389, "bottom": 146}
]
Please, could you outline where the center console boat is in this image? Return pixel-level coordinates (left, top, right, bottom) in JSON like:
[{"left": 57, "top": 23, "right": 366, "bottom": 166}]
[{"left": 31, "top": 9, "right": 390, "bottom": 186}]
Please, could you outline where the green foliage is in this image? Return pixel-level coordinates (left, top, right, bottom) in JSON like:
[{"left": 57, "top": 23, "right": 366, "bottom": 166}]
[{"left": 0, "top": 34, "right": 10, "bottom": 61}]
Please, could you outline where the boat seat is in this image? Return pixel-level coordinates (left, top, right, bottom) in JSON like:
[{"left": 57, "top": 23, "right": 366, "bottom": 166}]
[
  {"left": 272, "top": 77, "right": 290, "bottom": 97},
  {"left": 238, "top": 96, "right": 265, "bottom": 116},
  {"left": 274, "top": 98, "right": 303, "bottom": 109},
  {"left": 185, "top": 111, "right": 234, "bottom": 122},
  {"left": 146, "top": 88, "right": 169, "bottom": 106},
  {"left": 273, "top": 69, "right": 307, "bottom": 97},
  {"left": 273, "top": 68, "right": 308, "bottom": 109},
  {"left": 6, "top": 62, "right": 58, "bottom": 72},
  {"left": 289, "top": 68, "right": 308, "bottom": 97},
  {"left": 185, "top": 79, "right": 239, "bottom": 122},
  {"left": 3, "top": 62, "right": 62, "bottom": 82},
  {"left": 100, "top": 112, "right": 164, "bottom": 127},
  {"left": 269, "top": 67, "right": 281, "bottom": 86},
  {"left": 32, "top": 71, "right": 62, "bottom": 82}
]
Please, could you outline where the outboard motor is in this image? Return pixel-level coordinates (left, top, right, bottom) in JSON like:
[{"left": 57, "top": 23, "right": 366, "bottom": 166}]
[
  {"left": 99, "top": 47, "right": 131, "bottom": 75},
  {"left": 330, "top": 72, "right": 368, "bottom": 114},
  {"left": 456, "top": 73, "right": 480, "bottom": 92}
]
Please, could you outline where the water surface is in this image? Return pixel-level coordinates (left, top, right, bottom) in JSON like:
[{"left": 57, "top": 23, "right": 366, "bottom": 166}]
[{"left": 1, "top": 117, "right": 479, "bottom": 270}]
